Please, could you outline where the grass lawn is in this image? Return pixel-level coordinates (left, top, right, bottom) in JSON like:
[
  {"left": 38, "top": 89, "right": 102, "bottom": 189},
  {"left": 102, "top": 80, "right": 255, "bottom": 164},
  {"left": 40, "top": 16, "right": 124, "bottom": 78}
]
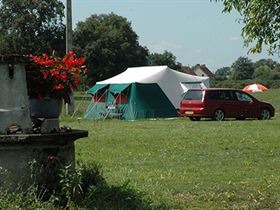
[{"left": 61, "top": 89, "right": 280, "bottom": 209}]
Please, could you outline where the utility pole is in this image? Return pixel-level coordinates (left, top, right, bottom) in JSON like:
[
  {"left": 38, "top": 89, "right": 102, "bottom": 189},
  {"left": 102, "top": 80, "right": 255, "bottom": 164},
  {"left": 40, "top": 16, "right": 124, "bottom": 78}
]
[
  {"left": 65, "top": 0, "right": 74, "bottom": 115},
  {"left": 66, "top": 0, "right": 73, "bottom": 52}
]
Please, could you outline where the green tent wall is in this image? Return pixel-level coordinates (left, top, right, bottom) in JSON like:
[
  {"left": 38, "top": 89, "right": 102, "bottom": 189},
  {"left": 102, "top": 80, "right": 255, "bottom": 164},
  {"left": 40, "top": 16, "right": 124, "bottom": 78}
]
[{"left": 84, "top": 83, "right": 178, "bottom": 120}]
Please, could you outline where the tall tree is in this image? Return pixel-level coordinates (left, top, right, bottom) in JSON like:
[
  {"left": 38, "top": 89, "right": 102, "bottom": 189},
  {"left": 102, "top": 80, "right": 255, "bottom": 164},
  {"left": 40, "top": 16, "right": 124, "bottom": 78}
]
[
  {"left": 0, "top": 0, "right": 65, "bottom": 55},
  {"left": 214, "top": 66, "right": 231, "bottom": 81},
  {"left": 214, "top": 0, "right": 280, "bottom": 54},
  {"left": 147, "top": 50, "right": 182, "bottom": 70},
  {"left": 73, "top": 13, "right": 148, "bottom": 85},
  {"left": 231, "top": 56, "right": 254, "bottom": 80}
]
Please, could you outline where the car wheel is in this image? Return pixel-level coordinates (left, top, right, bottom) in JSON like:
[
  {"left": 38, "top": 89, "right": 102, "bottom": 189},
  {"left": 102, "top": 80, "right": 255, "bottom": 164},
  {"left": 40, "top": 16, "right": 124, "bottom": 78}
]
[
  {"left": 213, "top": 109, "right": 225, "bottom": 121},
  {"left": 259, "top": 108, "right": 271, "bottom": 120},
  {"left": 189, "top": 117, "right": 201, "bottom": 121}
]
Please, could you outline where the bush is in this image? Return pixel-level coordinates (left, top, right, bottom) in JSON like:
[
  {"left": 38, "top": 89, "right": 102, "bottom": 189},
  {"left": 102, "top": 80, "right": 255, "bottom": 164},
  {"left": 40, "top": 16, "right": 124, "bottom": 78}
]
[{"left": 212, "top": 79, "right": 280, "bottom": 89}]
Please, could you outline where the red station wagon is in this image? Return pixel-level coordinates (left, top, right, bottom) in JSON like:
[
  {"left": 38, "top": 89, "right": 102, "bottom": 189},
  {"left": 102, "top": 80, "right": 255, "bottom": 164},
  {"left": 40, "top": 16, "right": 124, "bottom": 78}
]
[{"left": 179, "top": 88, "right": 275, "bottom": 121}]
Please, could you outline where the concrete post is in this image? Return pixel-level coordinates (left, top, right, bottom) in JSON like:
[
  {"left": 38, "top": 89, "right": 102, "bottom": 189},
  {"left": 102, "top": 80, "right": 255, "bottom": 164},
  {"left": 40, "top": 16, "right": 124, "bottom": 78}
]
[{"left": 0, "top": 59, "right": 32, "bottom": 134}]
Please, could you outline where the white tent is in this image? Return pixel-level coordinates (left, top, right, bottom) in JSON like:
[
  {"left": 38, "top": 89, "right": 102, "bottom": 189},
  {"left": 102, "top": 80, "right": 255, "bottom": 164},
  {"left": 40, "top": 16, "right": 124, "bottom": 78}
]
[{"left": 97, "top": 66, "right": 209, "bottom": 109}]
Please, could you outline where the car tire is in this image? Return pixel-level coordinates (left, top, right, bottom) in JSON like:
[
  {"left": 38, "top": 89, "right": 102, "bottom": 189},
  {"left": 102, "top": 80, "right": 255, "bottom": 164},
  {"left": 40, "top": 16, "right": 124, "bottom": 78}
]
[
  {"left": 258, "top": 108, "right": 271, "bottom": 120},
  {"left": 213, "top": 109, "right": 225, "bottom": 121},
  {"left": 189, "top": 117, "right": 201, "bottom": 121}
]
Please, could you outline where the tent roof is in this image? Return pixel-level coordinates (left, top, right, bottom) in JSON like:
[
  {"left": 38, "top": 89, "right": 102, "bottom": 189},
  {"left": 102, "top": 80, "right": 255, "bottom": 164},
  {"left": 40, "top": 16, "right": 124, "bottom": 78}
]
[
  {"left": 88, "top": 84, "right": 108, "bottom": 95},
  {"left": 93, "top": 66, "right": 209, "bottom": 109},
  {"left": 97, "top": 66, "right": 207, "bottom": 84}
]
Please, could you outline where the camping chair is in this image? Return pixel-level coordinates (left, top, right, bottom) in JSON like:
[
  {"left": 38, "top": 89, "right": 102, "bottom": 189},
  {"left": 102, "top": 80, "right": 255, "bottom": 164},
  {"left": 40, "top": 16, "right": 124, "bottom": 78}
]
[{"left": 102, "top": 92, "right": 127, "bottom": 119}]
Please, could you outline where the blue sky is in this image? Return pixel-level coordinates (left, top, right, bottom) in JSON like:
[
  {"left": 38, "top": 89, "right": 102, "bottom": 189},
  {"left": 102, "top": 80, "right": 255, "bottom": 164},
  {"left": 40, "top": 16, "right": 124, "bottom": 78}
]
[{"left": 61, "top": 0, "right": 280, "bottom": 71}]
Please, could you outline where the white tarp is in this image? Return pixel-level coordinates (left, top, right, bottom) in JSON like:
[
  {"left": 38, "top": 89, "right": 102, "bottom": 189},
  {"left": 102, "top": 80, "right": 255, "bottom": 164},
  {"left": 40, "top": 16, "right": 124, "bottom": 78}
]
[{"left": 97, "top": 66, "right": 209, "bottom": 108}]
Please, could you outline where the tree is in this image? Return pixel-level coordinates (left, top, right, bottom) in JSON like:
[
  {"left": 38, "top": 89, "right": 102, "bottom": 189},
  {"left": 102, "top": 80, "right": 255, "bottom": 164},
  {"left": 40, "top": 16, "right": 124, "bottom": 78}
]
[
  {"left": 254, "top": 59, "right": 279, "bottom": 71},
  {"left": 213, "top": 67, "right": 231, "bottom": 81},
  {"left": 253, "top": 65, "right": 273, "bottom": 80},
  {"left": 0, "top": 0, "right": 65, "bottom": 55},
  {"left": 231, "top": 56, "right": 254, "bottom": 80},
  {"left": 73, "top": 13, "right": 148, "bottom": 85},
  {"left": 214, "top": 0, "right": 280, "bottom": 54},
  {"left": 147, "top": 51, "right": 182, "bottom": 70}
]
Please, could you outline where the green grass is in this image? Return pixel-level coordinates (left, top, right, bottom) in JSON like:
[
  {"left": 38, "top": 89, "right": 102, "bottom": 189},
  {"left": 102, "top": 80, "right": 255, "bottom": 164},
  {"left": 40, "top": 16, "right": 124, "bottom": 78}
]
[
  {"left": 1, "top": 89, "right": 279, "bottom": 209},
  {"left": 58, "top": 89, "right": 280, "bottom": 209}
]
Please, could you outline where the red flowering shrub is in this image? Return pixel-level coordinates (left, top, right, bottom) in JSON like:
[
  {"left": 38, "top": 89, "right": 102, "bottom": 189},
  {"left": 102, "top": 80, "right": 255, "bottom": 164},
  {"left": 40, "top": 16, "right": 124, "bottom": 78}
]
[{"left": 27, "top": 51, "right": 86, "bottom": 103}]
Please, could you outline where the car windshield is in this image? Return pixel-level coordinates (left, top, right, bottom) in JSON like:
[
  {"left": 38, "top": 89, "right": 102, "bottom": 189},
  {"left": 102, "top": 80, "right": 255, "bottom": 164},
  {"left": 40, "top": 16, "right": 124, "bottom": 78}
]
[{"left": 183, "top": 90, "right": 204, "bottom": 100}]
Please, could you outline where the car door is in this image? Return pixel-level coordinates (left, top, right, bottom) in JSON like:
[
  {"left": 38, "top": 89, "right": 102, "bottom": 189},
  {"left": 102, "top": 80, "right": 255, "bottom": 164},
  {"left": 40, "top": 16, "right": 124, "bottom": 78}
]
[
  {"left": 219, "top": 90, "right": 240, "bottom": 118},
  {"left": 234, "top": 91, "right": 258, "bottom": 118}
]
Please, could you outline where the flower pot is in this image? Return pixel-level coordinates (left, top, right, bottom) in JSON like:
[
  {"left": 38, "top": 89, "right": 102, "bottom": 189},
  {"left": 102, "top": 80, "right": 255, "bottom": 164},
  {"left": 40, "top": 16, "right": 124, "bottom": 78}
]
[{"left": 29, "top": 97, "right": 62, "bottom": 118}]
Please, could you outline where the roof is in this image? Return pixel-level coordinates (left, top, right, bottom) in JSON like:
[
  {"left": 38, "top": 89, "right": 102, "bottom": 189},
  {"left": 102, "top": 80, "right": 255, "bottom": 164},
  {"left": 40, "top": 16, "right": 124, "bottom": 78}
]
[
  {"left": 193, "top": 64, "right": 214, "bottom": 77},
  {"left": 180, "top": 66, "right": 196, "bottom": 75}
]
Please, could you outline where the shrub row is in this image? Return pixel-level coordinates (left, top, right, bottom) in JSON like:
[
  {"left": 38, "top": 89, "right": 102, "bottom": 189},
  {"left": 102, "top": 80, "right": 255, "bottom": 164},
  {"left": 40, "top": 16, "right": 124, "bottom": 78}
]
[{"left": 211, "top": 79, "right": 280, "bottom": 89}]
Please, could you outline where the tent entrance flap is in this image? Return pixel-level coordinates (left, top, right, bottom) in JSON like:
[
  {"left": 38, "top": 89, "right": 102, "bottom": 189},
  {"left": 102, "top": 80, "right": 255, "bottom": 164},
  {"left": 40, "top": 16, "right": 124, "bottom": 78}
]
[{"left": 109, "top": 84, "right": 131, "bottom": 94}]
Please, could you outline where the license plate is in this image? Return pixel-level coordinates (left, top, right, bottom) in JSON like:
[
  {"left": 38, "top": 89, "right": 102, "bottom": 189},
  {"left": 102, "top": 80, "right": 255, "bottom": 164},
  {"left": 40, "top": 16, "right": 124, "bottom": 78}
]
[{"left": 185, "top": 111, "right": 194, "bottom": 115}]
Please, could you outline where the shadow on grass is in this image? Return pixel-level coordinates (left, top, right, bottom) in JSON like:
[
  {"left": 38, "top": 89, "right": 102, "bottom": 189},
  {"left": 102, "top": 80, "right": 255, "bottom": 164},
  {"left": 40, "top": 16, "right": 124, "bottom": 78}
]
[
  {"left": 52, "top": 162, "right": 170, "bottom": 210},
  {"left": 0, "top": 160, "right": 170, "bottom": 209}
]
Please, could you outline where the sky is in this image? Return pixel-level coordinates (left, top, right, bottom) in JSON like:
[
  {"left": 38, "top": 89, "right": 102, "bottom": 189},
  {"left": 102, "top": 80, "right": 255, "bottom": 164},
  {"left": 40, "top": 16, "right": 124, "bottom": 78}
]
[{"left": 61, "top": 0, "right": 280, "bottom": 71}]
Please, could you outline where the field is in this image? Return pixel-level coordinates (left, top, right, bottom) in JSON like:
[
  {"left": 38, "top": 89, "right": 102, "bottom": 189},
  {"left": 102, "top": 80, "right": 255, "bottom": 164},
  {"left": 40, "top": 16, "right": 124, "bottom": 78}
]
[{"left": 58, "top": 89, "right": 280, "bottom": 209}]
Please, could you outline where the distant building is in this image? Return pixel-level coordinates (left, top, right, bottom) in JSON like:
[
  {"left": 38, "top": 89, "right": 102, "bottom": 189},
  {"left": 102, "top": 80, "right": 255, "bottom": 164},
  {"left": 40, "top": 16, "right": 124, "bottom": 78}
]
[
  {"left": 180, "top": 64, "right": 214, "bottom": 78},
  {"left": 180, "top": 66, "right": 196, "bottom": 75},
  {"left": 193, "top": 64, "right": 214, "bottom": 78}
]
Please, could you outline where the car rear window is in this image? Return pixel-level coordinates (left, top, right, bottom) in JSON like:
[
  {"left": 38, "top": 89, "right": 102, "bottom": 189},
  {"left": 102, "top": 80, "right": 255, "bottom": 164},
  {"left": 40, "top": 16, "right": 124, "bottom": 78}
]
[{"left": 183, "top": 90, "right": 204, "bottom": 100}]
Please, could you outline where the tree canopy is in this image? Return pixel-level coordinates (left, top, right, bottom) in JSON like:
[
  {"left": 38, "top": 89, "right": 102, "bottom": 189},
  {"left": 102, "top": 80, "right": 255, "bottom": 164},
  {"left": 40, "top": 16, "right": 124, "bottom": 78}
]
[
  {"left": 212, "top": 57, "right": 280, "bottom": 88},
  {"left": 231, "top": 56, "right": 254, "bottom": 80},
  {"left": 213, "top": 67, "right": 231, "bottom": 81},
  {"left": 215, "top": 0, "right": 280, "bottom": 55},
  {"left": 0, "top": 0, "right": 65, "bottom": 55},
  {"left": 148, "top": 50, "right": 182, "bottom": 70},
  {"left": 73, "top": 13, "right": 148, "bottom": 85}
]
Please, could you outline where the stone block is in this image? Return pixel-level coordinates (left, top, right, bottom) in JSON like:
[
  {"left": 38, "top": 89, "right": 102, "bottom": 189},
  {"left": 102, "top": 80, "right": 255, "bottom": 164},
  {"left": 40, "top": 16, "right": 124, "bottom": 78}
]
[{"left": 40, "top": 118, "right": 59, "bottom": 133}]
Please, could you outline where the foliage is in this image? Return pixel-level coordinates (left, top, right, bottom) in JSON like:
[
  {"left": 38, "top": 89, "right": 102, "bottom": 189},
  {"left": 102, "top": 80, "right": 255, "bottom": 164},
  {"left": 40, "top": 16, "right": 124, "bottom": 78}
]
[
  {"left": 231, "top": 56, "right": 254, "bottom": 80},
  {"left": 214, "top": 0, "right": 280, "bottom": 54},
  {"left": 73, "top": 13, "right": 149, "bottom": 85},
  {"left": 148, "top": 50, "right": 182, "bottom": 70},
  {"left": 28, "top": 51, "right": 86, "bottom": 102},
  {"left": 254, "top": 59, "right": 279, "bottom": 71},
  {"left": 212, "top": 57, "right": 280, "bottom": 88},
  {"left": 212, "top": 78, "right": 280, "bottom": 89},
  {"left": 213, "top": 66, "right": 231, "bottom": 81},
  {"left": 253, "top": 65, "right": 273, "bottom": 80},
  {"left": 0, "top": 0, "right": 65, "bottom": 55},
  {"left": 0, "top": 162, "right": 154, "bottom": 209}
]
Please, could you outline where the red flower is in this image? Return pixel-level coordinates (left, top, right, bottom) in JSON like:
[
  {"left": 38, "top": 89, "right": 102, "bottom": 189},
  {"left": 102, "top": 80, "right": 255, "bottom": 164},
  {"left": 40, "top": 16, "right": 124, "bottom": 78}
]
[
  {"left": 29, "top": 52, "right": 86, "bottom": 101},
  {"left": 54, "top": 84, "right": 64, "bottom": 90},
  {"left": 42, "top": 72, "right": 49, "bottom": 79}
]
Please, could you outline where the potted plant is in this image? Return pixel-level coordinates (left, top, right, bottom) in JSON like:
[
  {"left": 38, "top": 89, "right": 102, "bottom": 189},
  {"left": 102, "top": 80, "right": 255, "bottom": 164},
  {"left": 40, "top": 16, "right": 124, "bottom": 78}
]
[{"left": 27, "top": 51, "right": 86, "bottom": 118}]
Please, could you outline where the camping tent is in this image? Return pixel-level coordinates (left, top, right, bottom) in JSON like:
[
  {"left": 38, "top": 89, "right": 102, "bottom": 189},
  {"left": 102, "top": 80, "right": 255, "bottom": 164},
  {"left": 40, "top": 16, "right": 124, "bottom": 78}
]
[{"left": 84, "top": 66, "right": 209, "bottom": 120}]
